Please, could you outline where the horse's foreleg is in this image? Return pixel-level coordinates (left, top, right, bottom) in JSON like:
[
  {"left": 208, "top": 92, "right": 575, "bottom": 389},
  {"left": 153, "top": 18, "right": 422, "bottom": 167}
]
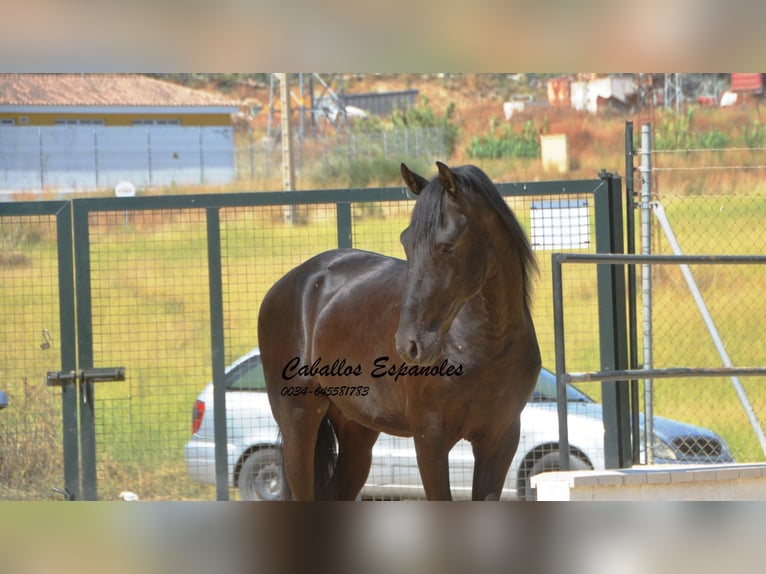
[
  {"left": 470, "top": 421, "right": 520, "bottom": 501},
  {"left": 413, "top": 435, "right": 454, "bottom": 501}
]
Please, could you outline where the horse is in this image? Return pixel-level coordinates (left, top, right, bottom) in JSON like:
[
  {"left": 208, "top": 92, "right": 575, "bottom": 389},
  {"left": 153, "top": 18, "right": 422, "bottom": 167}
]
[{"left": 258, "top": 162, "right": 541, "bottom": 500}]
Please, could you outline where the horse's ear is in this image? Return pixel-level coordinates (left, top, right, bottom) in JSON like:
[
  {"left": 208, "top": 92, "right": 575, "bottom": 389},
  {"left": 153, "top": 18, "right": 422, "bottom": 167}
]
[
  {"left": 436, "top": 161, "right": 458, "bottom": 199},
  {"left": 401, "top": 163, "right": 429, "bottom": 196}
]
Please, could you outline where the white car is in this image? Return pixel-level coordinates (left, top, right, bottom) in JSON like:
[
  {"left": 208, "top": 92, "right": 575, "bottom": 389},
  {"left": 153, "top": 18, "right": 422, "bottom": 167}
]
[{"left": 184, "top": 348, "right": 734, "bottom": 500}]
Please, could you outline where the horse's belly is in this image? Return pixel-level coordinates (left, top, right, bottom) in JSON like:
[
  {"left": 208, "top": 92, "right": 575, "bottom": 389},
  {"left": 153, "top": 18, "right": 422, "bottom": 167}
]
[
  {"left": 309, "top": 356, "right": 412, "bottom": 436},
  {"left": 329, "top": 390, "right": 412, "bottom": 437}
]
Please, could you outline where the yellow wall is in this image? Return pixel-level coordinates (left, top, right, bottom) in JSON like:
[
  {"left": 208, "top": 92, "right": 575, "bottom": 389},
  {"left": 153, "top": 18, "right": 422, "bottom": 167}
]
[{"left": 0, "top": 112, "right": 232, "bottom": 127}]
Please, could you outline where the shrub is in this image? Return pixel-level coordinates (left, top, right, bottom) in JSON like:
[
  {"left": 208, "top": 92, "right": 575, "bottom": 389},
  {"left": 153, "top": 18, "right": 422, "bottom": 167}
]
[
  {"left": 741, "top": 121, "right": 764, "bottom": 148},
  {"left": 392, "top": 96, "right": 460, "bottom": 157},
  {"left": 466, "top": 119, "right": 540, "bottom": 159},
  {"left": 0, "top": 381, "right": 61, "bottom": 499}
]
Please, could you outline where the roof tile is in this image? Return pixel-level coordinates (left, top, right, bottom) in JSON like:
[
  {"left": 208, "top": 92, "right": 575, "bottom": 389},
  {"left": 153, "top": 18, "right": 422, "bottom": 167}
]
[{"left": 0, "top": 74, "right": 239, "bottom": 108}]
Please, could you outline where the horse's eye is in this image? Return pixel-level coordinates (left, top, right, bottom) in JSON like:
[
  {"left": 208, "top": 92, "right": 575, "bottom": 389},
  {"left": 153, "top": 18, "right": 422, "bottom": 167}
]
[{"left": 440, "top": 243, "right": 455, "bottom": 254}]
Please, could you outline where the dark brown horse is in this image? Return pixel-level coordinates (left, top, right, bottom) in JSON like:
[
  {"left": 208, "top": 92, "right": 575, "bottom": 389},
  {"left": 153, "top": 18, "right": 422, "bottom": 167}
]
[{"left": 258, "top": 162, "right": 541, "bottom": 500}]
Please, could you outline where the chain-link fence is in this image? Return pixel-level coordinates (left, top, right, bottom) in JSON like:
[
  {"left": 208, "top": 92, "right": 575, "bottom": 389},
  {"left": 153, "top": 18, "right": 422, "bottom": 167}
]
[
  {"left": 642, "top": 137, "right": 766, "bottom": 464},
  {"left": 234, "top": 126, "right": 447, "bottom": 183},
  {"left": 0, "top": 125, "right": 446, "bottom": 194}
]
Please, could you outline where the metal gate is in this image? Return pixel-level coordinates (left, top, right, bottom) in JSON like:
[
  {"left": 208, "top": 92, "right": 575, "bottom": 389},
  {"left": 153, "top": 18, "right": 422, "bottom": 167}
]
[{"left": 1, "top": 172, "right": 624, "bottom": 500}]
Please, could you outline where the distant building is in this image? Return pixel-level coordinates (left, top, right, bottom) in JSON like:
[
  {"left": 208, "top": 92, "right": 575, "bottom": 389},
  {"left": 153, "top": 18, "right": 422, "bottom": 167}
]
[
  {"left": 730, "top": 73, "right": 765, "bottom": 95},
  {"left": 546, "top": 75, "right": 637, "bottom": 114},
  {"left": 547, "top": 77, "right": 572, "bottom": 108},
  {"left": 570, "top": 76, "right": 637, "bottom": 114},
  {"left": 0, "top": 74, "right": 239, "bottom": 193}
]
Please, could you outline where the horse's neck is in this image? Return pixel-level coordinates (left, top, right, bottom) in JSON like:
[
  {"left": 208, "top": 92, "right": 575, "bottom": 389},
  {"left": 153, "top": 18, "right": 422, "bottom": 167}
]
[{"left": 477, "top": 236, "right": 530, "bottom": 342}]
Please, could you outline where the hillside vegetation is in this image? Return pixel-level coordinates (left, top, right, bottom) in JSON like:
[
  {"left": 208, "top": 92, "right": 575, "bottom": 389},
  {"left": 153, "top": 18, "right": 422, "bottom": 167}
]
[{"left": 168, "top": 73, "right": 764, "bottom": 195}]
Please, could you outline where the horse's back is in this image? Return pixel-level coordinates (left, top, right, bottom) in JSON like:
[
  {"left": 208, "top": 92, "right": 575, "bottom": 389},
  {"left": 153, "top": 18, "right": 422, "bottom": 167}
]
[
  {"left": 258, "top": 248, "right": 403, "bottom": 395},
  {"left": 259, "top": 248, "right": 401, "bottom": 332}
]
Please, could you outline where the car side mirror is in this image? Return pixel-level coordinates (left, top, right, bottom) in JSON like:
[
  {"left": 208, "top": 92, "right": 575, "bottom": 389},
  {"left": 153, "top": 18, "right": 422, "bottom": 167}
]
[{"left": 0, "top": 390, "right": 8, "bottom": 409}]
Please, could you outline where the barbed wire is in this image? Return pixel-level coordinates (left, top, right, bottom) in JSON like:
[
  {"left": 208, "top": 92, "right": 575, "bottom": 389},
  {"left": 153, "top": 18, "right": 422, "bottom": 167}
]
[
  {"left": 653, "top": 165, "right": 766, "bottom": 172},
  {"left": 650, "top": 147, "right": 766, "bottom": 154}
]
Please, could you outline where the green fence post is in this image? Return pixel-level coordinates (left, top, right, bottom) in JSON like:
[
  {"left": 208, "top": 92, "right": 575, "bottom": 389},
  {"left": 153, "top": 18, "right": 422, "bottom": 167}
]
[
  {"left": 72, "top": 200, "right": 99, "bottom": 500},
  {"left": 337, "top": 202, "right": 352, "bottom": 248},
  {"left": 594, "top": 172, "right": 632, "bottom": 469},
  {"left": 56, "top": 201, "right": 80, "bottom": 500},
  {"left": 206, "top": 207, "right": 229, "bottom": 501}
]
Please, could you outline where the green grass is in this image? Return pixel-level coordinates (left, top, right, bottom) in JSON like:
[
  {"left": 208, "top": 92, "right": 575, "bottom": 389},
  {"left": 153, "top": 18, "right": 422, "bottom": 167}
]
[{"left": 2, "top": 191, "right": 765, "bottom": 500}]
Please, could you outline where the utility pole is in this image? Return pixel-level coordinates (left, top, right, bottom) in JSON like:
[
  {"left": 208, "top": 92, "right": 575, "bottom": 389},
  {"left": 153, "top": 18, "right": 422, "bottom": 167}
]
[{"left": 277, "top": 73, "right": 297, "bottom": 223}]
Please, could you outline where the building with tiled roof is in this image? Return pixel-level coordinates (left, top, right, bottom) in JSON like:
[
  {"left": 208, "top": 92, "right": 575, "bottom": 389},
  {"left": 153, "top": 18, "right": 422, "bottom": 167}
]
[
  {"left": 0, "top": 74, "right": 239, "bottom": 192},
  {"left": 0, "top": 74, "right": 238, "bottom": 123}
]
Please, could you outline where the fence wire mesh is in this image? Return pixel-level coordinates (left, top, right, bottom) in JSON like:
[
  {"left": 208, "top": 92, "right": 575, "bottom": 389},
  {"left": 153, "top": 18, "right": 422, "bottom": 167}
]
[
  {"left": 643, "top": 143, "right": 766, "bottom": 464},
  {"left": 85, "top": 208, "right": 213, "bottom": 500},
  {"left": 0, "top": 179, "right": 612, "bottom": 500},
  {"left": 0, "top": 210, "right": 64, "bottom": 499}
]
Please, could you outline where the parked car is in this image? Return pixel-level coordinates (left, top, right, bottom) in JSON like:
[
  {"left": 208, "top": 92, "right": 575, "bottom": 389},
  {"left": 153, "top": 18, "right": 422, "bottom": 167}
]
[
  {"left": 0, "top": 390, "right": 7, "bottom": 410},
  {"left": 184, "top": 348, "right": 734, "bottom": 500}
]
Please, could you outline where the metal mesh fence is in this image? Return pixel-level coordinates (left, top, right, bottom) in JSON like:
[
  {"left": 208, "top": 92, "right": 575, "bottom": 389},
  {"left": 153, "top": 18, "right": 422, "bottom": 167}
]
[
  {"left": 643, "top": 144, "right": 766, "bottom": 464},
  {"left": 85, "top": 208, "right": 213, "bottom": 500},
  {"left": 1, "top": 178, "right": 610, "bottom": 501},
  {"left": 0, "top": 209, "right": 64, "bottom": 499},
  {"left": 234, "top": 127, "right": 447, "bottom": 183}
]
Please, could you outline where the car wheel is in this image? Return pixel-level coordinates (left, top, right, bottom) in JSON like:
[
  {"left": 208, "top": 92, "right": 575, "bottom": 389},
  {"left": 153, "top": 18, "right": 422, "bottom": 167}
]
[
  {"left": 522, "top": 451, "right": 590, "bottom": 501},
  {"left": 238, "top": 448, "right": 284, "bottom": 501}
]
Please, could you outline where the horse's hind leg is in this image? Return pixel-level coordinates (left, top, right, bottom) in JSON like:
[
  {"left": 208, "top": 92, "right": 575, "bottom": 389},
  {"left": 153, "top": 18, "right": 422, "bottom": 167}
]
[
  {"left": 329, "top": 407, "right": 379, "bottom": 500},
  {"left": 277, "top": 397, "right": 330, "bottom": 501}
]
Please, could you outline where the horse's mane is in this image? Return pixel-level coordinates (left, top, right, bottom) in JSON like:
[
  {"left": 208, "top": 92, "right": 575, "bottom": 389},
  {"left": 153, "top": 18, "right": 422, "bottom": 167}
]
[{"left": 410, "top": 165, "right": 537, "bottom": 310}]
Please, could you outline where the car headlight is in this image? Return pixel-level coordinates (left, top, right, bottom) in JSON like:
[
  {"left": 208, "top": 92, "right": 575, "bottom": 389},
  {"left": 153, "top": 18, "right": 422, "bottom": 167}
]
[{"left": 651, "top": 435, "right": 677, "bottom": 461}]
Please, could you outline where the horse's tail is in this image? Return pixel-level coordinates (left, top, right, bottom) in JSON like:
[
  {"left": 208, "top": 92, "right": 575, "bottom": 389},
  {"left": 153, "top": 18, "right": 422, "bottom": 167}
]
[{"left": 314, "top": 415, "right": 338, "bottom": 500}]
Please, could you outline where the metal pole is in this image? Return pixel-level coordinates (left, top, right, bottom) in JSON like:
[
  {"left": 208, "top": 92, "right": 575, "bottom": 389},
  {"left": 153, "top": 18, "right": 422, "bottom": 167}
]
[
  {"left": 93, "top": 126, "right": 99, "bottom": 189},
  {"left": 298, "top": 73, "right": 305, "bottom": 141},
  {"left": 625, "top": 122, "right": 641, "bottom": 465},
  {"left": 146, "top": 127, "right": 153, "bottom": 188},
  {"left": 652, "top": 202, "right": 766, "bottom": 457},
  {"left": 278, "top": 73, "right": 297, "bottom": 224},
  {"left": 640, "top": 123, "right": 654, "bottom": 463},
  {"left": 199, "top": 126, "right": 205, "bottom": 184},
  {"left": 39, "top": 127, "right": 45, "bottom": 190},
  {"left": 595, "top": 173, "right": 631, "bottom": 469},
  {"left": 267, "top": 74, "right": 275, "bottom": 141},
  {"left": 552, "top": 254, "right": 570, "bottom": 472},
  {"left": 56, "top": 203, "right": 80, "bottom": 500},
  {"left": 206, "top": 208, "right": 229, "bottom": 501}
]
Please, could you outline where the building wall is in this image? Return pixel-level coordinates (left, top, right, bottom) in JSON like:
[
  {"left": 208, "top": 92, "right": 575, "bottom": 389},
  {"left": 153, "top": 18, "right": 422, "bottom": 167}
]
[{"left": 0, "top": 124, "right": 235, "bottom": 192}]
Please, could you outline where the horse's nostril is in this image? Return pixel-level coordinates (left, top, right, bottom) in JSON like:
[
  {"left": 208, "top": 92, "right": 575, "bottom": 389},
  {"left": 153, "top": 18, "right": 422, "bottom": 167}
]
[{"left": 408, "top": 340, "right": 419, "bottom": 361}]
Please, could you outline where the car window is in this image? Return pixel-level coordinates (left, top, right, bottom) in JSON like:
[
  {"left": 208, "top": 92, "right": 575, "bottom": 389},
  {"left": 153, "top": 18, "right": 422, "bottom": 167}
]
[
  {"left": 528, "top": 369, "right": 593, "bottom": 403},
  {"left": 226, "top": 356, "right": 266, "bottom": 391}
]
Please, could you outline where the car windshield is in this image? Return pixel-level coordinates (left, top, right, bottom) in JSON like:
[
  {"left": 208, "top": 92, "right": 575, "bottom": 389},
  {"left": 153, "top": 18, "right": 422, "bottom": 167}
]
[
  {"left": 226, "top": 356, "right": 267, "bottom": 391},
  {"left": 528, "top": 369, "right": 593, "bottom": 403}
]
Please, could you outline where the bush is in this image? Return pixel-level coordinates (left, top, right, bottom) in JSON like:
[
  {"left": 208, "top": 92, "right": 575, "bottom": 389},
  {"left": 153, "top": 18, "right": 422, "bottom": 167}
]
[
  {"left": 741, "top": 121, "right": 764, "bottom": 148},
  {"left": 392, "top": 96, "right": 460, "bottom": 157},
  {"left": 0, "top": 381, "right": 61, "bottom": 499},
  {"left": 466, "top": 119, "right": 540, "bottom": 159},
  {"left": 655, "top": 108, "right": 731, "bottom": 150}
]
